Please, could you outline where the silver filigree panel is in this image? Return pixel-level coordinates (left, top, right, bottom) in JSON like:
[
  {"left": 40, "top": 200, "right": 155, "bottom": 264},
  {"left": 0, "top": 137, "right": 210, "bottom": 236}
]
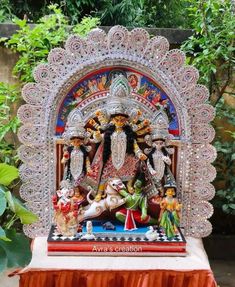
[{"left": 18, "top": 25, "right": 216, "bottom": 238}]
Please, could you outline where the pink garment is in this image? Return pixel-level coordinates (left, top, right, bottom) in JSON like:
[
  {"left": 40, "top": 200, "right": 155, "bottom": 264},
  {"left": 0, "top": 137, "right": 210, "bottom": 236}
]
[{"left": 85, "top": 144, "right": 139, "bottom": 189}]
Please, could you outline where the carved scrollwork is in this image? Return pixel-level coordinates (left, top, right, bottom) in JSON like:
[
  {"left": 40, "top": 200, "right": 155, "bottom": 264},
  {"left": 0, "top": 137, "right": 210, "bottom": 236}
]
[
  {"left": 18, "top": 124, "right": 46, "bottom": 146},
  {"left": 19, "top": 163, "right": 48, "bottom": 182},
  {"left": 190, "top": 162, "right": 216, "bottom": 183},
  {"left": 160, "top": 49, "right": 186, "bottom": 76},
  {"left": 19, "top": 182, "right": 45, "bottom": 201},
  {"left": 189, "top": 104, "right": 215, "bottom": 124},
  {"left": 65, "top": 34, "right": 88, "bottom": 57},
  {"left": 143, "top": 36, "right": 169, "bottom": 65},
  {"left": 127, "top": 28, "right": 149, "bottom": 57},
  {"left": 190, "top": 200, "right": 214, "bottom": 219},
  {"left": 17, "top": 104, "right": 44, "bottom": 125},
  {"left": 187, "top": 220, "right": 213, "bottom": 238},
  {"left": 48, "top": 48, "right": 66, "bottom": 65},
  {"left": 33, "top": 63, "right": 56, "bottom": 84},
  {"left": 174, "top": 66, "right": 199, "bottom": 92},
  {"left": 191, "top": 124, "right": 215, "bottom": 143},
  {"left": 191, "top": 182, "right": 215, "bottom": 201},
  {"left": 87, "top": 28, "right": 107, "bottom": 56},
  {"left": 107, "top": 25, "right": 129, "bottom": 54},
  {"left": 191, "top": 144, "right": 217, "bottom": 163},
  {"left": 18, "top": 145, "right": 45, "bottom": 164},
  {"left": 22, "top": 83, "right": 48, "bottom": 106}
]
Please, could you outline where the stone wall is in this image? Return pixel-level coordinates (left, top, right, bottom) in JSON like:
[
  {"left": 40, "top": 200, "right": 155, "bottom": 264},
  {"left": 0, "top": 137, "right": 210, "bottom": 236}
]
[{"left": 0, "top": 46, "right": 18, "bottom": 84}]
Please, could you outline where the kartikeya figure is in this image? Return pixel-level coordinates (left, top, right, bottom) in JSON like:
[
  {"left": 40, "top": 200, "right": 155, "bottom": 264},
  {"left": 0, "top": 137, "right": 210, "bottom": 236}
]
[{"left": 159, "top": 187, "right": 182, "bottom": 238}]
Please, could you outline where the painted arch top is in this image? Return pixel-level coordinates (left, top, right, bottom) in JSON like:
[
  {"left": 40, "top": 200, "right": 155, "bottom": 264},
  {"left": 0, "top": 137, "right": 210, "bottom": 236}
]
[{"left": 17, "top": 25, "right": 216, "bottom": 238}]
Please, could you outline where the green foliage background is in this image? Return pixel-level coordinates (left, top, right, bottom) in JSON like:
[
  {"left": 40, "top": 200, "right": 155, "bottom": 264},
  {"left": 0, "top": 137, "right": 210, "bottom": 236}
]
[
  {"left": 1, "top": 0, "right": 191, "bottom": 27},
  {"left": 182, "top": 0, "right": 235, "bottom": 224}
]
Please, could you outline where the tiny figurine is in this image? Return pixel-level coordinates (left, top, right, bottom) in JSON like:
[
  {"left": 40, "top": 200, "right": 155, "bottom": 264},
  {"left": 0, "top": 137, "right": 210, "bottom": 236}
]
[
  {"left": 102, "top": 221, "right": 116, "bottom": 230},
  {"left": 145, "top": 226, "right": 158, "bottom": 241},
  {"left": 159, "top": 187, "right": 182, "bottom": 239},
  {"left": 81, "top": 221, "right": 95, "bottom": 240},
  {"left": 115, "top": 177, "right": 158, "bottom": 230}
]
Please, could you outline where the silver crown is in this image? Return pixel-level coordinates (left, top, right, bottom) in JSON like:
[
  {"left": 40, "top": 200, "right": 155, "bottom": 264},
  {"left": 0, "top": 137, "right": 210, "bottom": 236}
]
[
  {"left": 106, "top": 75, "right": 131, "bottom": 116},
  {"left": 64, "top": 126, "right": 86, "bottom": 140},
  {"left": 150, "top": 110, "right": 172, "bottom": 140},
  {"left": 62, "top": 109, "right": 87, "bottom": 141}
]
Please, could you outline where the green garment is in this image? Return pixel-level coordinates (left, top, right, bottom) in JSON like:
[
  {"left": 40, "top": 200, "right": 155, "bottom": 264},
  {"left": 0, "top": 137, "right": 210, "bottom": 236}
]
[{"left": 159, "top": 210, "right": 180, "bottom": 239}]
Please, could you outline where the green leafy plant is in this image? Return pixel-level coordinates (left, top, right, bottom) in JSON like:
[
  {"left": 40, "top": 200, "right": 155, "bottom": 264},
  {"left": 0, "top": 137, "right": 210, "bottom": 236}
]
[
  {"left": 213, "top": 99, "right": 235, "bottom": 216},
  {"left": 182, "top": 0, "right": 235, "bottom": 105},
  {"left": 6, "top": 4, "right": 99, "bottom": 83},
  {"left": 0, "top": 82, "right": 20, "bottom": 165},
  {"left": 135, "top": 0, "right": 190, "bottom": 28},
  {"left": 0, "top": 163, "right": 38, "bottom": 272},
  {"left": 0, "top": 0, "right": 13, "bottom": 23},
  {"left": 182, "top": 0, "right": 235, "bottom": 220},
  {"left": 3, "top": 0, "right": 192, "bottom": 28}
]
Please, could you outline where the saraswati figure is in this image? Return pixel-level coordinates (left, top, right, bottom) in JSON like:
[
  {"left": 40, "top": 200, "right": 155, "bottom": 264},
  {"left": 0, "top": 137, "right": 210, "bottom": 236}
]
[
  {"left": 85, "top": 75, "right": 150, "bottom": 201},
  {"left": 145, "top": 110, "right": 176, "bottom": 192}
]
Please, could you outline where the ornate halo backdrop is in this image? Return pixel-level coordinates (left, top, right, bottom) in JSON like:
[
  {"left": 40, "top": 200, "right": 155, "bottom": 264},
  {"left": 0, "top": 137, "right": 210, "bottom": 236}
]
[{"left": 17, "top": 26, "right": 216, "bottom": 238}]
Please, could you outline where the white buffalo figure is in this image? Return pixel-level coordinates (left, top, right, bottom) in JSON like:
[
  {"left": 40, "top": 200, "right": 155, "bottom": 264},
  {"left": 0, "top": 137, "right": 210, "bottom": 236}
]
[{"left": 78, "top": 178, "right": 126, "bottom": 222}]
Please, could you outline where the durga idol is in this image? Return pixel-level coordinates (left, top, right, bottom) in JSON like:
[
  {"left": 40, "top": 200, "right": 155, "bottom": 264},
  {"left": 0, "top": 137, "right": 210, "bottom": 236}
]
[{"left": 85, "top": 76, "right": 149, "bottom": 201}]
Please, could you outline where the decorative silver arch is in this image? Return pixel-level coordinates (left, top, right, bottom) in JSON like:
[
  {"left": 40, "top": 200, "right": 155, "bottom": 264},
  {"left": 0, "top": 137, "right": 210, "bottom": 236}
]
[{"left": 17, "top": 26, "right": 216, "bottom": 238}]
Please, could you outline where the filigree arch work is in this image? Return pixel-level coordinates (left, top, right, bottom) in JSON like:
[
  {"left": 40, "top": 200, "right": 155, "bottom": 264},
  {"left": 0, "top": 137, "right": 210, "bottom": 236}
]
[{"left": 17, "top": 25, "right": 216, "bottom": 238}]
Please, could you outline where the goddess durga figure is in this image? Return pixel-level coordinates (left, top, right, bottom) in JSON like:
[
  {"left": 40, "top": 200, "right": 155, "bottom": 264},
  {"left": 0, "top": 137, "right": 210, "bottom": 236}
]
[{"left": 84, "top": 75, "right": 151, "bottom": 201}]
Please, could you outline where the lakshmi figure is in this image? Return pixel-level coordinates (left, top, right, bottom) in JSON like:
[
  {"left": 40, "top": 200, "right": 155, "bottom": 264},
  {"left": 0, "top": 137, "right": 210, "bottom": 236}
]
[
  {"left": 62, "top": 112, "right": 91, "bottom": 187},
  {"left": 115, "top": 177, "right": 158, "bottom": 230},
  {"left": 85, "top": 76, "right": 149, "bottom": 201},
  {"left": 159, "top": 187, "right": 182, "bottom": 238},
  {"left": 145, "top": 110, "right": 176, "bottom": 191}
]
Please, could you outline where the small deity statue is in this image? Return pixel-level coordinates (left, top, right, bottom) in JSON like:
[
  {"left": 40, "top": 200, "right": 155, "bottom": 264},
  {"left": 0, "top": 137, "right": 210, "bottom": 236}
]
[
  {"left": 85, "top": 76, "right": 149, "bottom": 201},
  {"left": 115, "top": 177, "right": 158, "bottom": 230},
  {"left": 52, "top": 180, "right": 79, "bottom": 237},
  {"left": 62, "top": 113, "right": 91, "bottom": 187},
  {"left": 81, "top": 221, "right": 95, "bottom": 240},
  {"left": 159, "top": 187, "right": 182, "bottom": 238},
  {"left": 145, "top": 110, "right": 176, "bottom": 191}
]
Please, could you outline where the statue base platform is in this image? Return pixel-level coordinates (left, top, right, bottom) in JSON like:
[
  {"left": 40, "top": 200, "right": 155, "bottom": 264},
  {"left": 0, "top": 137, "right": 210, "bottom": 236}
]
[{"left": 47, "top": 222, "right": 186, "bottom": 256}]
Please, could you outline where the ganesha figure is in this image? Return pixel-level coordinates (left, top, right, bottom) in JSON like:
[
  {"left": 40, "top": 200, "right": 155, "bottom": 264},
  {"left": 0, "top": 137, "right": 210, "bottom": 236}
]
[
  {"left": 85, "top": 76, "right": 150, "bottom": 201},
  {"left": 145, "top": 110, "right": 176, "bottom": 192},
  {"left": 52, "top": 180, "right": 80, "bottom": 237}
]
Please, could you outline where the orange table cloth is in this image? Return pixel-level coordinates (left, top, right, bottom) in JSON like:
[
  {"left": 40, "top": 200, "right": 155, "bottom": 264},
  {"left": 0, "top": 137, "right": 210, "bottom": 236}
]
[
  {"left": 18, "top": 237, "right": 217, "bottom": 287},
  {"left": 20, "top": 269, "right": 216, "bottom": 287}
]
